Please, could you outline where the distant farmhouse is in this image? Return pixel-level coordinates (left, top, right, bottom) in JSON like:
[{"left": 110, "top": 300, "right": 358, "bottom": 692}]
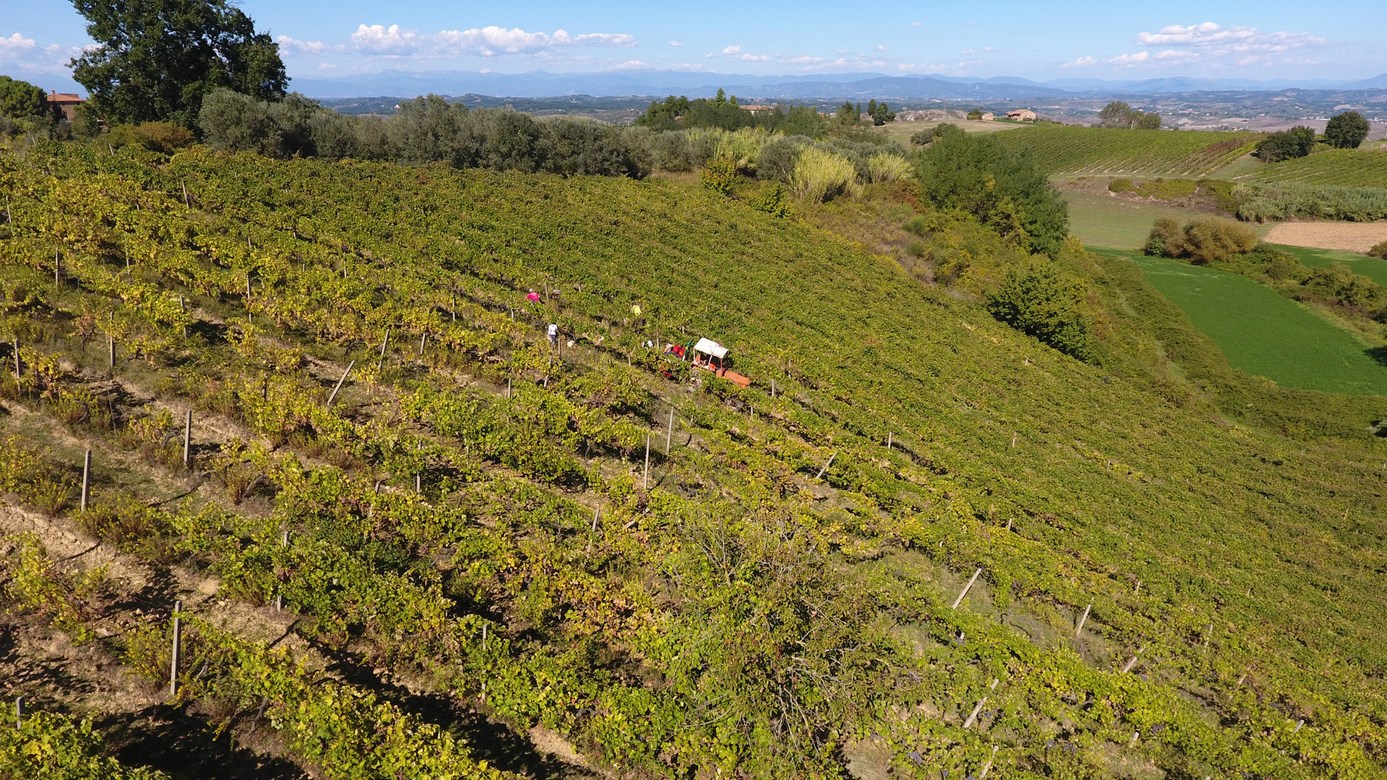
[
  {"left": 1005, "top": 108, "right": 1037, "bottom": 122},
  {"left": 47, "top": 92, "right": 84, "bottom": 123}
]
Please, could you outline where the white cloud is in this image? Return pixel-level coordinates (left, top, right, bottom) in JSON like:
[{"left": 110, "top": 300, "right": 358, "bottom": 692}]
[
  {"left": 1155, "top": 49, "right": 1196, "bottom": 62},
  {"left": 350, "top": 24, "right": 420, "bottom": 54},
  {"left": 668, "top": 40, "right": 683, "bottom": 48},
  {"left": 722, "top": 45, "right": 741, "bottom": 56},
  {"left": 277, "top": 35, "right": 326, "bottom": 56},
  {"left": 1061, "top": 55, "right": 1097, "bottom": 69},
  {"left": 350, "top": 23, "right": 635, "bottom": 58},
  {"left": 1136, "top": 22, "right": 1325, "bottom": 55},
  {"left": 1109, "top": 51, "right": 1150, "bottom": 65},
  {"left": 0, "top": 32, "right": 36, "bottom": 53}
]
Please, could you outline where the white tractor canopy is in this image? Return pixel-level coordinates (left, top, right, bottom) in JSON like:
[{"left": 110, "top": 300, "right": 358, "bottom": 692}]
[{"left": 692, "top": 338, "right": 729, "bottom": 359}]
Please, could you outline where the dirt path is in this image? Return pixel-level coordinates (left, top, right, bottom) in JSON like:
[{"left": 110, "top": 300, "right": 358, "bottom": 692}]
[{"left": 1263, "top": 220, "right": 1387, "bottom": 252}]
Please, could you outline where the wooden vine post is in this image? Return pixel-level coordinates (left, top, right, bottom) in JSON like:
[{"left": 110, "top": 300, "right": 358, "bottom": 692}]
[
  {"left": 1075, "top": 603, "right": 1092, "bottom": 638},
  {"left": 952, "top": 568, "right": 983, "bottom": 610},
  {"left": 1121, "top": 646, "right": 1145, "bottom": 674},
  {"left": 12, "top": 338, "right": 19, "bottom": 381},
  {"left": 14, "top": 696, "right": 22, "bottom": 728},
  {"left": 963, "top": 678, "right": 999, "bottom": 728},
  {"left": 377, "top": 327, "right": 391, "bottom": 373},
  {"left": 80, "top": 449, "right": 91, "bottom": 512},
  {"left": 666, "top": 407, "right": 675, "bottom": 455},
  {"left": 325, "top": 360, "right": 355, "bottom": 409},
  {"left": 169, "top": 600, "right": 182, "bottom": 697},
  {"left": 977, "top": 745, "right": 1000, "bottom": 779},
  {"left": 643, "top": 433, "right": 651, "bottom": 489},
  {"left": 276, "top": 529, "right": 288, "bottom": 611},
  {"left": 182, "top": 410, "right": 192, "bottom": 469},
  {"left": 815, "top": 451, "right": 837, "bottom": 480}
]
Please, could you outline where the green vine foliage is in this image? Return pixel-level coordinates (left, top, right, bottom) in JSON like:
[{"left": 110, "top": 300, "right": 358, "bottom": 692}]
[{"left": 0, "top": 140, "right": 1381, "bottom": 779}]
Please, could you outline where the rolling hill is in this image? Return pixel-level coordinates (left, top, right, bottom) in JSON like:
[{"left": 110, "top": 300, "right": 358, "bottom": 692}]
[{"left": 0, "top": 141, "right": 1383, "bottom": 779}]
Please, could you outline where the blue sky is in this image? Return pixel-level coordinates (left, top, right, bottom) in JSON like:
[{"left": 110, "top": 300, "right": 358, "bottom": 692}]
[{"left": 5, "top": 1, "right": 1386, "bottom": 92}]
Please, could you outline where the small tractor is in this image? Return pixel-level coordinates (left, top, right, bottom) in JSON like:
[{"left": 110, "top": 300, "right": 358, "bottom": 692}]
[{"left": 664, "top": 337, "right": 751, "bottom": 388}]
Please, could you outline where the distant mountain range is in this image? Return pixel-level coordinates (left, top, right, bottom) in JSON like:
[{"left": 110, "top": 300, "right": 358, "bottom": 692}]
[{"left": 291, "top": 69, "right": 1387, "bottom": 101}]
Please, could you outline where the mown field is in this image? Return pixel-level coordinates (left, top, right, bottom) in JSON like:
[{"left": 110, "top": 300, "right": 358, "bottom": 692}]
[
  {"left": 1061, "top": 189, "right": 1270, "bottom": 249},
  {"left": 0, "top": 142, "right": 1384, "bottom": 779},
  {"left": 1108, "top": 250, "right": 1387, "bottom": 394}
]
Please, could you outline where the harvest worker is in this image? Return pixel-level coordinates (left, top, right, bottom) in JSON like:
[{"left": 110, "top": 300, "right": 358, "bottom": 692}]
[
  {"left": 547, "top": 322, "right": 558, "bottom": 345},
  {"left": 526, "top": 289, "right": 541, "bottom": 303}
]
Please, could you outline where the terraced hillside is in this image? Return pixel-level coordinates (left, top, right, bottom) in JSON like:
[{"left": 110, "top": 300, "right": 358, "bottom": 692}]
[
  {"left": 1, "top": 142, "right": 1384, "bottom": 779},
  {"left": 993, "top": 124, "right": 1259, "bottom": 177}
]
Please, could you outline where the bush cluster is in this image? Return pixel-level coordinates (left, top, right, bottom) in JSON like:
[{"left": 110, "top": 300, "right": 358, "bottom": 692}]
[
  {"left": 200, "top": 91, "right": 651, "bottom": 179},
  {"left": 987, "top": 262, "right": 1093, "bottom": 360},
  {"left": 1145, "top": 217, "right": 1259, "bottom": 264},
  {"left": 1254, "top": 126, "right": 1316, "bottom": 163},
  {"left": 915, "top": 124, "right": 1069, "bottom": 256}
]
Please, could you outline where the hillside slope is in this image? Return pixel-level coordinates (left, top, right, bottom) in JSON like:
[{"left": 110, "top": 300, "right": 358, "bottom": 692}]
[{"left": 0, "top": 142, "right": 1383, "bottom": 778}]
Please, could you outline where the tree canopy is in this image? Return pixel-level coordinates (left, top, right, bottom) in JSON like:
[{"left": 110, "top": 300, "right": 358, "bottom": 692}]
[
  {"left": 915, "top": 127, "right": 1069, "bottom": 257},
  {"left": 1254, "top": 126, "right": 1316, "bottom": 163},
  {"left": 1323, "top": 111, "right": 1369, "bottom": 150},
  {"left": 70, "top": 0, "right": 287, "bottom": 129},
  {"left": 1097, "top": 100, "right": 1161, "bottom": 130},
  {"left": 0, "top": 75, "right": 48, "bottom": 120}
]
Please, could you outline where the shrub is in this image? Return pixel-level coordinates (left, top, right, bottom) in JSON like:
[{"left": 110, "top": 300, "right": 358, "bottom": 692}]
[
  {"left": 700, "top": 155, "right": 737, "bottom": 196},
  {"left": 1369, "top": 240, "right": 1387, "bottom": 259},
  {"left": 1179, "top": 218, "right": 1259, "bottom": 264},
  {"left": 647, "top": 130, "right": 699, "bottom": 172},
  {"left": 1145, "top": 217, "right": 1257, "bottom": 264},
  {"left": 1254, "top": 126, "right": 1316, "bottom": 162},
  {"left": 1245, "top": 245, "right": 1305, "bottom": 281},
  {"left": 1144, "top": 217, "right": 1184, "bottom": 257},
  {"left": 108, "top": 122, "right": 196, "bottom": 153},
  {"left": 987, "top": 262, "right": 1093, "bottom": 360},
  {"left": 866, "top": 153, "right": 912, "bottom": 184},
  {"left": 1303, "top": 264, "right": 1387, "bottom": 311},
  {"left": 755, "top": 135, "right": 808, "bottom": 182},
  {"left": 790, "top": 147, "right": 859, "bottom": 203}
]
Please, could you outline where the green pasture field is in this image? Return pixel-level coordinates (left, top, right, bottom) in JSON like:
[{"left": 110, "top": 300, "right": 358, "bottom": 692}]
[
  {"left": 1266, "top": 243, "right": 1387, "bottom": 286},
  {"left": 1061, "top": 189, "right": 1270, "bottom": 249},
  {"left": 1114, "top": 250, "right": 1387, "bottom": 394}
]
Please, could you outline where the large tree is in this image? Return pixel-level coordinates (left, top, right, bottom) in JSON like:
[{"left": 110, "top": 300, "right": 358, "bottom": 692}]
[
  {"left": 915, "top": 128, "right": 1069, "bottom": 257},
  {"left": 70, "top": 0, "right": 286, "bottom": 129},
  {"left": 1098, "top": 100, "right": 1161, "bottom": 130},
  {"left": 0, "top": 75, "right": 48, "bottom": 120},
  {"left": 1323, "top": 110, "right": 1370, "bottom": 150}
]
